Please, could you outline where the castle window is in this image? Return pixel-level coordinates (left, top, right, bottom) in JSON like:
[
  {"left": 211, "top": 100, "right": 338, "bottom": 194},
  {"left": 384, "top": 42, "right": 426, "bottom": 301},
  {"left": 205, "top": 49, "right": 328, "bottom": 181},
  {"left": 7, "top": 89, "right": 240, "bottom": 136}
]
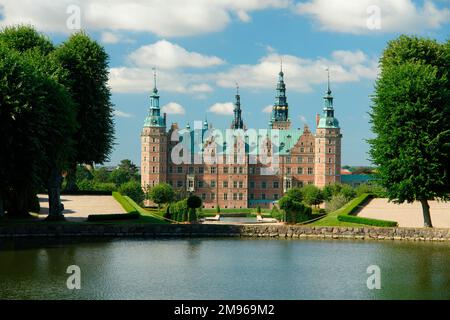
[
  {"left": 298, "top": 181, "right": 304, "bottom": 187},
  {"left": 188, "top": 180, "right": 194, "bottom": 188},
  {"left": 233, "top": 193, "right": 238, "bottom": 200},
  {"left": 211, "top": 193, "right": 215, "bottom": 200},
  {"left": 197, "top": 181, "right": 204, "bottom": 188},
  {"left": 328, "top": 148, "right": 332, "bottom": 153},
  {"left": 177, "top": 166, "right": 183, "bottom": 173},
  {"left": 286, "top": 167, "right": 291, "bottom": 174},
  {"left": 239, "top": 181, "right": 244, "bottom": 188},
  {"left": 308, "top": 157, "right": 313, "bottom": 163},
  {"left": 189, "top": 167, "right": 194, "bottom": 174},
  {"left": 297, "top": 167, "right": 303, "bottom": 174},
  {"left": 168, "top": 166, "right": 173, "bottom": 173},
  {"left": 153, "top": 156, "right": 156, "bottom": 162},
  {"left": 210, "top": 167, "right": 216, "bottom": 174},
  {"left": 202, "top": 193, "right": 207, "bottom": 200},
  {"left": 300, "top": 147, "right": 304, "bottom": 153},
  {"left": 261, "top": 194, "right": 266, "bottom": 200},
  {"left": 233, "top": 181, "right": 238, "bottom": 188},
  {"left": 239, "top": 193, "right": 243, "bottom": 200},
  {"left": 249, "top": 167, "right": 255, "bottom": 174},
  {"left": 223, "top": 167, "right": 229, "bottom": 174},
  {"left": 308, "top": 167, "right": 313, "bottom": 175},
  {"left": 223, "top": 181, "right": 228, "bottom": 188},
  {"left": 249, "top": 181, "right": 255, "bottom": 189},
  {"left": 310, "top": 147, "right": 314, "bottom": 152},
  {"left": 152, "top": 146, "right": 156, "bottom": 152},
  {"left": 224, "top": 193, "right": 228, "bottom": 200},
  {"left": 328, "top": 139, "right": 332, "bottom": 144},
  {"left": 297, "top": 156, "right": 302, "bottom": 163},
  {"left": 273, "top": 181, "right": 279, "bottom": 189},
  {"left": 233, "top": 167, "right": 238, "bottom": 174},
  {"left": 286, "top": 156, "right": 291, "bottom": 164},
  {"left": 329, "top": 158, "right": 333, "bottom": 163},
  {"left": 198, "top": 167, "right": 204, "bottom": 174},
  {"left": 177, "top": 181, "right": 183, "bottom": 188},
  {"left": 211, "top": 180, "right": 216, "bottom": 188},
  {"left": 152, "top": 167, "right": 156, "bottom": 173},
  {"left": 262, "top": 181, "right": 267, "bottom": 189},
  {"left": 239, "top": 167, "right": 243, "bottom": 174}
]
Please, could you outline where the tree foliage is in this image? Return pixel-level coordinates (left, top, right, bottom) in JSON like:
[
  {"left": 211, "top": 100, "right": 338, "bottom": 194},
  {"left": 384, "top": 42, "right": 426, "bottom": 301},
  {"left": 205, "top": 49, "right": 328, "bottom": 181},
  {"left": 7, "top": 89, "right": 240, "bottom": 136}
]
[
  {"left": 369, "top": 36, "right": 450, "bottom": 227},
  {"left": 148, "top": 183, "right": 175, "bottom": 208}
]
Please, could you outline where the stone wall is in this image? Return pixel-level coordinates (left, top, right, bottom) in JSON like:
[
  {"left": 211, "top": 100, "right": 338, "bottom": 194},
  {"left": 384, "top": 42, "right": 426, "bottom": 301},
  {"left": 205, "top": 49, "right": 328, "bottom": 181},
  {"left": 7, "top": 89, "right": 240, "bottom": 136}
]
[{"left": 0, "top": 224, "right": 449, "bottom": 241}]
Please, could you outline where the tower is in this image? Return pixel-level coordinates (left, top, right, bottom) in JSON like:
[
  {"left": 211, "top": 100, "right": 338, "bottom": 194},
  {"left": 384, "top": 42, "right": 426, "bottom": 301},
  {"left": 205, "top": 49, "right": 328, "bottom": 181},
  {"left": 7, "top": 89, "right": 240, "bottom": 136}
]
[
  {"left": 314, "top": 69, "right": 342, "bottom": 187},
  {"left": 141, "top": 68, "right": 168, "bottom": 192},
  {"left": 231, "top": 83, "right": 244, "bottom": 130},
  {"left": 270, "top": 61, "right": 291, "bottom": 130}
]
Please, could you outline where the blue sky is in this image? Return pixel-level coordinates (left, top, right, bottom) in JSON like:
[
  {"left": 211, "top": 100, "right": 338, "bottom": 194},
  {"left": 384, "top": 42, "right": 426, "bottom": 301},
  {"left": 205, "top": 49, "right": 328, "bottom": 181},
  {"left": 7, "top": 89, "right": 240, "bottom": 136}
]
[{"left": 1, "top": 0, "right": 449, "bottom": 166}]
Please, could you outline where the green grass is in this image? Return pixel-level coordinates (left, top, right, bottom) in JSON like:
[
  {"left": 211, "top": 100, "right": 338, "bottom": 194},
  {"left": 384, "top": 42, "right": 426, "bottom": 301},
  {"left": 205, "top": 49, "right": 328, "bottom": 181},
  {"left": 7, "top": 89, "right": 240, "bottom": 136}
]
[
  {"left": 112, "top": 192, "right": 136, "bottom": 213},
  {"left": 309, "top": 193, "right": 397, "bottom": 227},
  {"left": 122, "top": 196, "right": 169, "bottom": 224}
]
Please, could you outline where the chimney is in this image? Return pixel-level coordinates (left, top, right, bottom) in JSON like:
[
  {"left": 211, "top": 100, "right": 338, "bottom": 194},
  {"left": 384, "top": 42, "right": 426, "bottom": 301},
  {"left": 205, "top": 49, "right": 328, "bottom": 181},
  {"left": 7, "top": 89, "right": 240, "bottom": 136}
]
[{"left": 316, "top": 114, "right": 320, "bottom": 127}]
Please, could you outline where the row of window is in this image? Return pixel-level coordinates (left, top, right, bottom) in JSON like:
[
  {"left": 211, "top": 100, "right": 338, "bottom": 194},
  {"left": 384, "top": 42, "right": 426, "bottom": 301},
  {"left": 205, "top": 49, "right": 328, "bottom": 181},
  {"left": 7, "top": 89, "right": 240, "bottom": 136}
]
[{"left": 198, "top": 193, "right": 279, "bottom": 201}]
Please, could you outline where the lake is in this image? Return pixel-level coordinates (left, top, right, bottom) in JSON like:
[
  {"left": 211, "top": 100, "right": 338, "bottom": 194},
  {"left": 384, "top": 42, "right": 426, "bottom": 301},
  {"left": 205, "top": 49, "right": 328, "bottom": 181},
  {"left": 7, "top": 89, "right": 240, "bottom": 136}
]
[{"left": 0, "top": 238, "right": 448, "bottom": 299}]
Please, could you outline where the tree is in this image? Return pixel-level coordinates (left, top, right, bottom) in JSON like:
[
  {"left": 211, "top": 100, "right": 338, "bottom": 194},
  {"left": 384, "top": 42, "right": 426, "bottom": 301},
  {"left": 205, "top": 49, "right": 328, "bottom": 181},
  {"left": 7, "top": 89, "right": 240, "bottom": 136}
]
[
  {"left": 187, "top": 195, "right": 202, "bottom": 222},
  {"left": 0, "top": 29, "right": 77, "bottom": 218},
  {"left": 369, "top": 36, "right": 450, "bottom": 227},
  {"left": 148, "top": 183, "right": 175, "bottom": 210},
  {"left": 118, "top": 181, "right": 145, "bottom": 205},
  {"left": 109, "top": 159, "right": 139, "bottom": 186},
  {"left": 279, "top": 196, "right": 312, "bottom": 224},
  {"left": 54, "top": 32, "right": 114, "bottom": 191},
  {"left": 285, "top": 188, "right": 303, "bottom": 202},
  {"left": 301, "top": 185, "right": 323, "bottom": 207}
]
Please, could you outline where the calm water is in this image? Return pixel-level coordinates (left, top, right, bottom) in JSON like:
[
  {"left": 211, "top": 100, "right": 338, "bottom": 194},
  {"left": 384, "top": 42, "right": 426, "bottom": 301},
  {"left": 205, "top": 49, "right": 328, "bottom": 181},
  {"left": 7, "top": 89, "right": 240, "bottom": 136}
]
[{"left": 0, "top": 238, "right": 449, "bottom": 300}]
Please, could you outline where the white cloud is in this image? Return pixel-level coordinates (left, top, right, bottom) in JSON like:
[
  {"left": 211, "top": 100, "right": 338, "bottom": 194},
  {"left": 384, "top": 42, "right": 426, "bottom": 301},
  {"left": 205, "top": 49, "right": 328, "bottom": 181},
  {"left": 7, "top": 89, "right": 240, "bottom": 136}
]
[
  {"left": 215, "top": 51, "right": 379, "bottom": 92},
  {"left": 100, "top": 32, "right": 120, "bottom": 44},
  {"left": 161, "top": 102, "right": 186, "bottom": 115},
  {"left": 208, "top": 102, "right": 234, "bottom": 115},
  {"left": 262, "top": 105, "right": 273, "bottom": 113},
  {"left": 113, "top": 109, "right": 133, "bottom": 118},
  {"left": 295, "top": 0, "right": 450, "bottom": 34},
  {"left": 108, "top": 67, "right": 214, "bottom": 94},
  {"left": 0, "top": 0, "right": 289, "bottom": 37},
  {"left": 128, "top": 40, "right": 224, "bottom": 69}
]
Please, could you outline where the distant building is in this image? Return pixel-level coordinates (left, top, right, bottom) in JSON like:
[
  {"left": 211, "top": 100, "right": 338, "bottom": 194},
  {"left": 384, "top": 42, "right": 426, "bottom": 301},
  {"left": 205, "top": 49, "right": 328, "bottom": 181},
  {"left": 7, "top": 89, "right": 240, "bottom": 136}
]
[
  {"left": 341, "top": 174, "right": 375, "bottom": 188},
  {"left": 141, "top": 67, "right": 342, "bottom": 209}
]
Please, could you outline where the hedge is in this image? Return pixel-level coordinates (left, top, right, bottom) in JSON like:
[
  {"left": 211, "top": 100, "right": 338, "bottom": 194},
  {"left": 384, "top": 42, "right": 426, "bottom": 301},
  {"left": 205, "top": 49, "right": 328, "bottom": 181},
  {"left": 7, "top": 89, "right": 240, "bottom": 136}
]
[
  {"left": 61, "top": 190, "right": 113, "bottom": 196},
  {"left": 336, "top": 193, "right": 398, "bottom": 227},
  {"left": 112, "top": 192, "right": 136, "bottom": 213},
  {"left": 337, "top": 215, "right": 398, "bottom": 227},
  {"left": 87, "top": 213, "right": 140, "bottom": 222}
]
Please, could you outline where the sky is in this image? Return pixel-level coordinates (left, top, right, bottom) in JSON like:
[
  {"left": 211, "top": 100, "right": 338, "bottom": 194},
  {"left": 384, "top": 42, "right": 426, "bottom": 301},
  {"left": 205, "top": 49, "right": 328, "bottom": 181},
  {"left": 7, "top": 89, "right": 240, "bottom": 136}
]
[{"left": 0, "top": 0, "right": 449, "bottom": 166}]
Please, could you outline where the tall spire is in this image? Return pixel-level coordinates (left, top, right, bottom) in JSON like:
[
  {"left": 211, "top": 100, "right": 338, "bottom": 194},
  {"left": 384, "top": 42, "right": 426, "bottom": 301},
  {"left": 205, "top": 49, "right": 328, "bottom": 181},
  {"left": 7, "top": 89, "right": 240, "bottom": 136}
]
[
  {"left": 324, "top": 68, "right": 334, "bottom": 113},
  {"left": 270, "top": 62, "right": 289, "bottom": 126},
  {"left": 144, "top": 68, "right": 165, "bottom": 127},
  {"left": 231, "top": 82, "right": 244, "bottom": 129},
  {"left": 317, "top": 68, "right": 340, "bottom": 129}
]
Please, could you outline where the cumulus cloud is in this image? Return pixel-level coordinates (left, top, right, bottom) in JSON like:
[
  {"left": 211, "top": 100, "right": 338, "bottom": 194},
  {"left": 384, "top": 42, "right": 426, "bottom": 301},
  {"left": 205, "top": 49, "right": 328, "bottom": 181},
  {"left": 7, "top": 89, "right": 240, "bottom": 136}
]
[
  {"left": 0, "top": 0, "right": 289, "bottom": 37},
  {"left": 161, "top": 102, "right": 186, "bottom": 115},
  {"left": 113, "top": 109, "right": 133, "bottom": 118},
  {"left": 208, "top": 102, "right": 235, "bottom": 115},
  {"left": 128, "top": 40, "right": 224, "bottom": 69},
  {"left": 215, "top": 51, "right": 379, "bottom": 92},
  {"left": 295, "top": 0, "right": 450, "bottom": 34}
]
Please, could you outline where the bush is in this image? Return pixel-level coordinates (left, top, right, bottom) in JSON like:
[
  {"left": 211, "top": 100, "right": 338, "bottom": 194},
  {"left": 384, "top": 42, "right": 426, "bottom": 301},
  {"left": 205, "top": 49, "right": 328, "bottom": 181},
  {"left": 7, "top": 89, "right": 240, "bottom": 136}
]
[
  {"left": 301, "top": 185, "right": 323, "bottom": 207},
  {"left": 279, "top": 196, "right": 312, "bottom": 224},
  {"left": 271, "top": 206, "right": 283, "bottom": 221},
  {"left": 169, "top": 199, "right": 188, "bottom": 222},
  {"left": 285, "top": 188, "right": 303, "bottom": 202},
  {"left": 325, "top": 194, "right": 349, "bottom": 212},
  {"left": 118, "top": 180, "right": 145, "bottom": 205},
  {"left": 355, "top": 183, "right": 386, "bottom": 198}
]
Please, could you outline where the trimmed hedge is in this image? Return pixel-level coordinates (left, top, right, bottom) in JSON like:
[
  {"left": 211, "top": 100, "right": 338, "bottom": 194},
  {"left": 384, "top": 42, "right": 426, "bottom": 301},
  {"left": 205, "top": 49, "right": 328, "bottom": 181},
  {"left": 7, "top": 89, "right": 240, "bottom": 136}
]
[
  {"left": 337, "top": 215, "right": 398, "bottom": 227},
  {"left": 112, "top": 192, "right": 137, "bottom": 213},
  {"left": 336, "top": 193, "right": 398, "bottom": 227},
  {"left": 87, "top": 212, "right": 140, "bottom": 222},
  {"left": 61, "top": 190, "right": 113, "bottom": 196}
]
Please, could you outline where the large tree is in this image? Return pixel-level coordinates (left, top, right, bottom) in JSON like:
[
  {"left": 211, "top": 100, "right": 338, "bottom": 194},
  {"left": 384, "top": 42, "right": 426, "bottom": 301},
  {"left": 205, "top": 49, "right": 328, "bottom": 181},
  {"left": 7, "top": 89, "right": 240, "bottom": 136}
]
[
  {"left": 369, "top": 36, "right": 450, "bottom": 227},
  {"left": 0, "top": 31, "right": 77, "bottom": 218},
  {"left": 54, "top": 32, "right": 114, "bottom": 190}
]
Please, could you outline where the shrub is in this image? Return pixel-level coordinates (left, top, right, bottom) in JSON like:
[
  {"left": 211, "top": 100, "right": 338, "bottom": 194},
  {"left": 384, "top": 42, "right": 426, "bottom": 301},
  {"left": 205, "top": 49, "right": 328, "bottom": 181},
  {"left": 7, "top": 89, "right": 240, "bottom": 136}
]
[
  {"left": 169, "top": 198, "right": 188, "bottom": 222},
  {"left": 148, "top": 183, "right": 175, "bottom": 209},
  {"left": 285, "top": 188, "right": 303, "bottom": 202},
  {"left": 271, "top": 206, "right": 283, "bottom": 221},
  {"left": 279, "top": 196, "right": 312, "bottom": 224},
  {"left": 118, "top": 180, "right": 145, "bottom": 205},
  {"left": 87, "top": 212, "right": 140, "bottom": 222},
  {"left": 325, "top": 194, "right": 349, "bottom": 212},
  {"left": 340, "top": 184, "right": 357, "bottom": 200},
  {"left": 301, "top": 185, "right": 323, "bottom": 207}
]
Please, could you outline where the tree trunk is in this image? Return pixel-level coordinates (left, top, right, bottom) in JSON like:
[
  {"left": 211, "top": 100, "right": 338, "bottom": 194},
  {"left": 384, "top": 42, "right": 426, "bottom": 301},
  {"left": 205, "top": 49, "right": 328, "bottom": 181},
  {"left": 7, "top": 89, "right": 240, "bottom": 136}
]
[
  {"left": 47, "top": 166, "right": 65, "bottom": 221},
  {"left": 419, "top": 199, "right": 433, "bottom": 228},
  {"left": 64, "top": 162, "right": 78, "bottom": 192},
  {"left": 0, "top": 193, "right": 4, "bottom": 218}
]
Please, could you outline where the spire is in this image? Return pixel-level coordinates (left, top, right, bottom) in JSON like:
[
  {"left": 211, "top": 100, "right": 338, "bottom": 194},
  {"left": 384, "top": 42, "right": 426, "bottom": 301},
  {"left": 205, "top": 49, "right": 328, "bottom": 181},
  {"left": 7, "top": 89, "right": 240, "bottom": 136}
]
[
  {"left": 317, "top": 68, "right": 340, "bottom": 129},
  {"left": 324, "top": 68, "right": 334, "bottom": 112},
  {"left": 271, "top": 62, "right": 289, "bottom": 124},
  {"left": 144, "top": 68, "right": 165, "bottom": 128},
  {"left": 231, "top": 82, "right": 244, "bottom": 129}
]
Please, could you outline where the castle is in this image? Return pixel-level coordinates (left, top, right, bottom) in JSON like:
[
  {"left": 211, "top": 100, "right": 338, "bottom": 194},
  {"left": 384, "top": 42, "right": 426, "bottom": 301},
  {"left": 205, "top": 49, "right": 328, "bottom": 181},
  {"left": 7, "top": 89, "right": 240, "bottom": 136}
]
[{"left": 141, "top": 67, "right": 342, "bottom": 209}]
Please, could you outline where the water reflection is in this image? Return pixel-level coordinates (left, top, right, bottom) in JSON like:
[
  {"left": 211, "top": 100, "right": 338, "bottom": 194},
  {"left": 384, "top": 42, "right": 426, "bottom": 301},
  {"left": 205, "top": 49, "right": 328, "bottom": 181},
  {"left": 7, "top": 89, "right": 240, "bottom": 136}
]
[{"left": 0, "top": 238, "right": 448, "bottom": 300}]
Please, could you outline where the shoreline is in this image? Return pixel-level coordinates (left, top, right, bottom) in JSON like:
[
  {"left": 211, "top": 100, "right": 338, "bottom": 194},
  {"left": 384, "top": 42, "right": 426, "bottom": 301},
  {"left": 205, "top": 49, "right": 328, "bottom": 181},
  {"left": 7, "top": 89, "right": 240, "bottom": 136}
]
[{"left": 0, "top": 224, "right": 449, "bottom": 242}]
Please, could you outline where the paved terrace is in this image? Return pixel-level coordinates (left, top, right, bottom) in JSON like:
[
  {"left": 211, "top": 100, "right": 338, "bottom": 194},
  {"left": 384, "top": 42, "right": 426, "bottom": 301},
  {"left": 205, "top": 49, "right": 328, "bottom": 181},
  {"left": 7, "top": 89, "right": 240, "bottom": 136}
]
[
  {"left": 38, "top": 194, "right": 126, "bottom": 222},
  {"left": 357, "top": 198, "right": 450, "bottom": 228}
]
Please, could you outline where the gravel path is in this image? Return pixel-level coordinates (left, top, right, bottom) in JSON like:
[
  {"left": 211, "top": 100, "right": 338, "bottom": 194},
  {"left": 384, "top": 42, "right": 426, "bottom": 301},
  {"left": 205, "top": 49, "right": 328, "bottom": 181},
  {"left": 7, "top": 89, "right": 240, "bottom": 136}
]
[
  {"left": 357, "top": 198, "right": 450, "bottom": 228},
  {"left": 38, "top": 194, "right": 126, "bottom": 222}
]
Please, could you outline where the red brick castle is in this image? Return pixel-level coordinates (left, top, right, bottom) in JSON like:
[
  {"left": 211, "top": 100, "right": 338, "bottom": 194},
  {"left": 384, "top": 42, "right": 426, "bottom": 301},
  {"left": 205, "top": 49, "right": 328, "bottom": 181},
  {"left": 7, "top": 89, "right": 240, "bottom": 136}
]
[{"left": 141, "top": 68, "right": 342, "bottom": 209}]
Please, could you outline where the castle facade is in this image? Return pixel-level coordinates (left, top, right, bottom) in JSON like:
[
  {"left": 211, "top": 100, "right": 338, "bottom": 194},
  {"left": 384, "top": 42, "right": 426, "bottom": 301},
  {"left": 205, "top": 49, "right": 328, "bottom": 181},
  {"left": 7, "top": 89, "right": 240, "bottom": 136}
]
[{"left": 141, "top": 68, "right": 342, "bottom": 209}]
